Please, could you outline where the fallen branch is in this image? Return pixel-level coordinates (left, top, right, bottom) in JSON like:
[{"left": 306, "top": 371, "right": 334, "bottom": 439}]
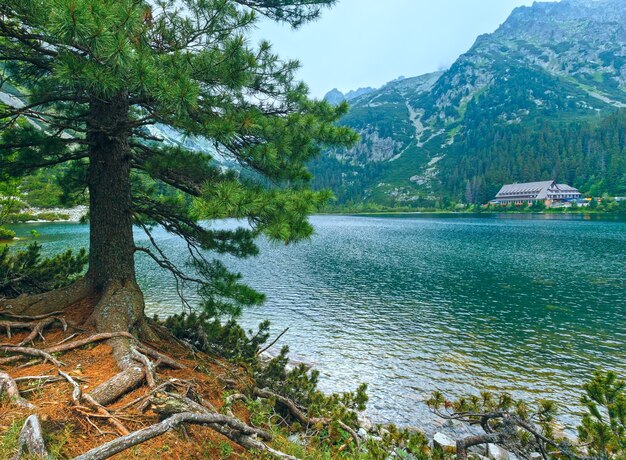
[
  {"left": 0, "top": 371, "right": 36, "bottom": 409},
  {"left": 253, "top": 388, "right": 326, "bottom": 425},
  {"left": 10, "top": 414, "right": 47, "bottom": 460}
]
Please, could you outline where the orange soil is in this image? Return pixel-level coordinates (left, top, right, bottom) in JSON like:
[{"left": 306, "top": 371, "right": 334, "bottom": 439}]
[{"left": 0, "top": 325, "right": 259, "bottom": 459}]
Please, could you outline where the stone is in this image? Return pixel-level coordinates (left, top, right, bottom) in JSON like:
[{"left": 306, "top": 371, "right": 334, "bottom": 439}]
[
  {"left": 433, "top": 432, "right": 457, "bottom": 453},
  {"left": 287, "top": 434, "right": 307, "bottom": 446},
  {"left": 487, "top": 443, "right": 510, "bottom": 460},
  {"left": 358, "top": 412, "right": 374, "bottom": 432}
]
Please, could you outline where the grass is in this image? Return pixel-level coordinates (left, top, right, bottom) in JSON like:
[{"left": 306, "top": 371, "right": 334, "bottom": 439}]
[{"left": 0, "top": 419, "right": 22, "bottom": 459}]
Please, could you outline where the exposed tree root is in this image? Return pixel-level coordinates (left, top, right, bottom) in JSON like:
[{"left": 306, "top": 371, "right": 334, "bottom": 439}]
[
  {"left": 0, "top": 346, "right": 64, "bottom": 367},
  {"left": 73, "top": 411, "right": 297, "bottom": 460},
  {"left": 137, "top": 343, "right": 186, "bottom": 370},
  {"left": 89, "top": 365, "right": 146, "bottom": 406},
  {"left": 59, "top": 370, "right": 130, "bottom": 436},
  {"left": 19, "top": 317, "right": 67, "bottom": 346},
  {"left": 0, "top": 308, "right": 298, "bottom": 459},
  {"left": 0, "top": 316, "right": 66, "bottom": 345},
  {"left": 10, "top": 414, "right": 48, "bottom": 460},
  {"left": 0, "top": 332, "right": 135, "bottom": 366},
  {"left": 224, "top": 393, "right": 248, "bottom": 417},
  {"left": 0, "top": 311, "right": 65, "bottom": 321},
  {"left": 0, "top": 278, "right": 93, "bottom": 317},
  {"left": 131, "top": 348, "right": 157, "bottom": 388},
  {"left": 0, "top": 371, "right": 36, "bottom": 409}
]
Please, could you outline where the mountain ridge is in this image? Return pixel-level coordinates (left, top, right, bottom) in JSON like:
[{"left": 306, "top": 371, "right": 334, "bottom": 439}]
[{"left": 312, "top": 0, "right": 626, "bottom": 206}]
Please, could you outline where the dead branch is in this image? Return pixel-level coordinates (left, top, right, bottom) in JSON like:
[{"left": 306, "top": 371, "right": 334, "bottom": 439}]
[
  {"left": 253, "top": 388, "right": 326, "bottom": 425},
  {"left": 72, "top": 412, "right": 297, "bottom": 460},
  {"left": 257, "top": 327, "right": 289, "bottom": 356},
  {"left": 10, "top": 414, "right": 47, "bottom": 460},
  {"left": 0, "top": 371, "right": 36, "bottom": 409}
]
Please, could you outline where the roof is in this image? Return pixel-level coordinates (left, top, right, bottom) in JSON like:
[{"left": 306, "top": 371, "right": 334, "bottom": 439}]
[
  {"left": 496, "top": 181, "right": 555, "bottom": 197},
  {"left": 495, "top": 180, "right": 581, "bottom": 200},
  {"left": 556, "top": 184, "right": 579, "bottom": 192}
]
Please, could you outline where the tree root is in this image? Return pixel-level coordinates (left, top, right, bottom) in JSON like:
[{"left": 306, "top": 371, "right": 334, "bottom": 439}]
[
  {"left": 10, "top": 414, "right": 48, "bottom": 460},
  {"left": 0, "top": 346, "right": 64, "bottom": 367},
  {"left": 89, "top": 366, "right": 146, "bottom": 406},
  {"left": 0, "top": 371, "right": 36, "bottom": 409},
  {"left": 131, "top": 348, "right": 156, "bottom": 388},
  {"left": 20, "top": 317, "right": 67, "bottom": 346},
  {"left": 0, "top": 332, "right": 135, "bottom": 366},
  {"left": 0, "top": 316, "right": 67, "bottom": 345},
  {"left": 0, "top": 311, "right": 65, "bottom": 321},
  {"left": 59, "top": 370, "right": 130, "bottom": 436},
  {"left": 224, "top": 393, "right": 248, "bottom": 417},
  {"left": 137, "top": 343, "right": 186, "bottom": 370},
  {"left": 0, "top": 278, "right": 93, "bottom": 317},
  {"left": 87, "top": 331, "right": 185, "bottom": 406},
  {"left": 73, "top": 411, "right": 297, "bottom": 460}
]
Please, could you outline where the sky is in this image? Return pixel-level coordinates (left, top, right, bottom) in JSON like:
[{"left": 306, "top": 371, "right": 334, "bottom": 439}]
[{"left": 252, "top": 0, "right": 559, "bottom": 98}]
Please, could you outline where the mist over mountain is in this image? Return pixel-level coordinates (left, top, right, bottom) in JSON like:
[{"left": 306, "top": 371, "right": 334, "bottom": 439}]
[{"left": 313, "top": 0, "right": 626, "bottom": 206}]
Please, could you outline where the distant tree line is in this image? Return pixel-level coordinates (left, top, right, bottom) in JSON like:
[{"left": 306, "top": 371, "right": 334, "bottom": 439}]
[{"left": 447, "top": 109, "right": 626, "bottom": 204}]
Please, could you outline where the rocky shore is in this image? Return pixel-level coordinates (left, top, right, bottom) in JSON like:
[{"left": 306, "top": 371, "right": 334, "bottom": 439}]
[{"left": 19, "top": 205, "right": 88, "bottom": 223}]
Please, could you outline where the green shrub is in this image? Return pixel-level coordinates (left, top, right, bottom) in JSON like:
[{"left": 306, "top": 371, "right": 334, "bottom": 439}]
[
  {"left": 161, "top": 312, "right": 269, "bottom": 363},
  {"left": 7, "top": 212, "right": 70, "bottom": 223},
  {"left": 0, "top": 243, "right": 87, "bottom": 297},
  {"left": 0, "top": 227, "right": 16, "bottom": 241}
]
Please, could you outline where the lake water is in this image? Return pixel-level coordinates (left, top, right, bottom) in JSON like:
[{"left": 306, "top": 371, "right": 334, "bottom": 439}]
[{"left": 8, "top": 214, "right": 626, "bottom": 433}]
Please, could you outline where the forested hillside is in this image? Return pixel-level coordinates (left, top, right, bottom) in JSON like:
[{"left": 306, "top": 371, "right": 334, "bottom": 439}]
[{"left": 313, "top": 0, "right": 626, "bottom": 206}]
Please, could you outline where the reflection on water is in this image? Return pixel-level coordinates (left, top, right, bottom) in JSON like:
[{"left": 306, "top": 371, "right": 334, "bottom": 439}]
[{"left": 9, "top": 214, "right": 626, "bottom": 432}]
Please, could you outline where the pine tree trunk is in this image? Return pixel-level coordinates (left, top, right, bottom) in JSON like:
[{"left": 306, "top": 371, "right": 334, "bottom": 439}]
[{"left": 85, "top": 92, "right": 146, "bottom": 335}]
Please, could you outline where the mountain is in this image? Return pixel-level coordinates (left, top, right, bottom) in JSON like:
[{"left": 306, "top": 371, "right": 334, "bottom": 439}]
[
  {"left": 323, "top": 86, "right": 376, "bottom": 105},
  {"left": 312, "top": 0, "right": 626, "bottom": 206}
]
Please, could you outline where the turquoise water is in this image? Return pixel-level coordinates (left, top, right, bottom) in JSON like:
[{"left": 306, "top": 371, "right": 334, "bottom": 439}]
[{"left": 8, "top": 214, "right": 626, "bottom": 432}]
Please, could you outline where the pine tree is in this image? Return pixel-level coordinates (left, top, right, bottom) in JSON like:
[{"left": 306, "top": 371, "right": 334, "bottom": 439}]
[{"left": 0, "top": 0, "right": 355, "bottom": 401}]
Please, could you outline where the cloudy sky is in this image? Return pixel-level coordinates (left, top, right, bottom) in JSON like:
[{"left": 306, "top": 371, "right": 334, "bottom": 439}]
[{"left": 252, "top": 0, "right": 559, "bottom": 98}]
